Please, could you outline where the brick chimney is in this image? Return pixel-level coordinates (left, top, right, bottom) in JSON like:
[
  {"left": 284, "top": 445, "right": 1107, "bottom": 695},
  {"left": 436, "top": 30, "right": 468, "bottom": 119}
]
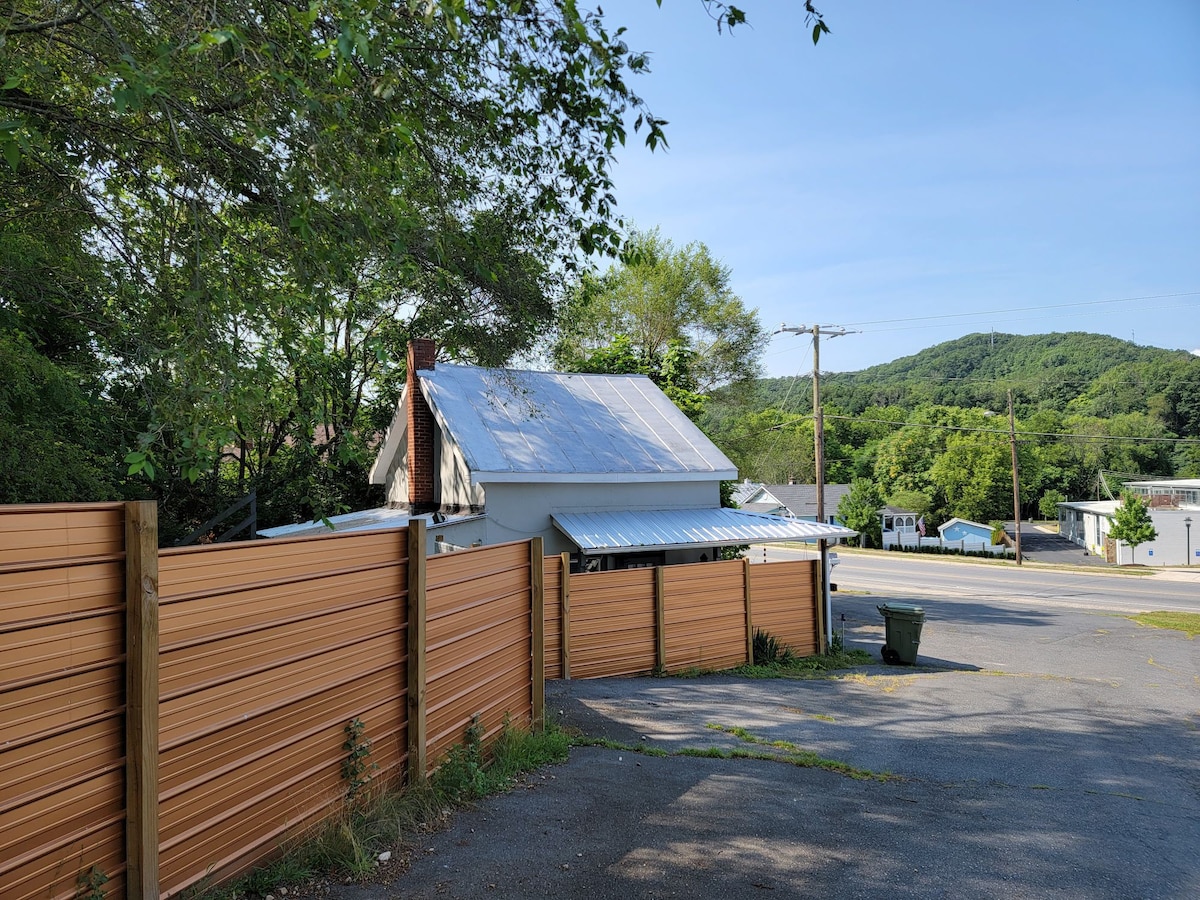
[{"left": 406, "top": 339, "right": 437, "bottom": 514}]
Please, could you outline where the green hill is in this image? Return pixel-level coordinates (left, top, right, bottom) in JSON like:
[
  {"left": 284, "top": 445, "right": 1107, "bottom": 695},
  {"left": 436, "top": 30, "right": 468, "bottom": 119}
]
[
  {"left": 702, "top": 332, "right": 1200, "bottom": 516},
  {"left": 735, "top": 331, "right": 1199, "bottom": 428}
]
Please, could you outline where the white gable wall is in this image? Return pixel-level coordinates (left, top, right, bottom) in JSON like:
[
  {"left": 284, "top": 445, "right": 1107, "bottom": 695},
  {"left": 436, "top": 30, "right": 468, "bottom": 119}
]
[
  {"left": 382, "top": 418, "right": 485, "bottom": 510},
  {"left": 483, "top": 480, "right": 720, "bottom": 556}
]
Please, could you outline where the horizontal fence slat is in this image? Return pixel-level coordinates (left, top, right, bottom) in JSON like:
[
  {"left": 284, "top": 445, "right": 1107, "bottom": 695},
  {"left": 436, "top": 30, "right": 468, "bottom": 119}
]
[
  {"left": 0, "top": 506, "right": 546, "bottom": 898},
  {"left": 0, "top": 504, "right": 127, "bottom": 900}
]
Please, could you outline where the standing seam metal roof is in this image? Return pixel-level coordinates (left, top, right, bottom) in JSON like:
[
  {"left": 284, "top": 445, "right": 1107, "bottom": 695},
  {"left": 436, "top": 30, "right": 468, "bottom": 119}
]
[
  {"left": 552, "top": 507, "right": 857, "bottom": 554},
  {"left": 417, "top": 365, "right": 736, "bottom": 481}
]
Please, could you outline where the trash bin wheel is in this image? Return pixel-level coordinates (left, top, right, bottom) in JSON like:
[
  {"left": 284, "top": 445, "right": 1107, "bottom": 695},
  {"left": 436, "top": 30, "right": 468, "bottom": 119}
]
[{"left": 881, "top": 644, "right": 900, "bottom": 665}]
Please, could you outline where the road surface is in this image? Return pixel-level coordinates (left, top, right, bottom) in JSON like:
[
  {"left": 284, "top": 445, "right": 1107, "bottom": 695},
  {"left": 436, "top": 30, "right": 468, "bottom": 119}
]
[{"left": 758, "top": 545, "right": 1199, "bottom": 613}]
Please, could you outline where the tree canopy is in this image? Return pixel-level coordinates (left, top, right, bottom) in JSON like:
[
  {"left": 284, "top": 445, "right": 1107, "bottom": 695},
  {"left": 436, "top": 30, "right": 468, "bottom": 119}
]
[
  {"left": 553, "top": 227, "right": 767, "bottom": 397},
  {"left": 3, "top": 1, "right": 777, "bottom": 536},
  {"left": 837, "top": 478, "right": 883, "bottom": 548}
]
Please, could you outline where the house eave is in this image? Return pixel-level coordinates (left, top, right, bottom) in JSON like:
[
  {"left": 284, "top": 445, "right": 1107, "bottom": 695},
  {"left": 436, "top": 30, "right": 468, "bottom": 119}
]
[{"left": 470, "top": 469, "right": 738, "bottom": 485}]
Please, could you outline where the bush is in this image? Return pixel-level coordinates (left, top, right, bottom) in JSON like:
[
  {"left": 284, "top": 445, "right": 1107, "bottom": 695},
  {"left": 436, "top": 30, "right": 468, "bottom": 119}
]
[
  {"left": 752, "top": 629, "right": 795, "bottom": 667},
  {"left": 891, "top": 544, "right": 1014, "bottom": 560}
]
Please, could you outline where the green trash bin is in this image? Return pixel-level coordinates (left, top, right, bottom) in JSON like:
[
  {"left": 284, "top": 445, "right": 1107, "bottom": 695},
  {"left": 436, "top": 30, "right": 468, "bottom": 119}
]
[{"left": 877, "top": 603, "right": 925, "bottom": 665}]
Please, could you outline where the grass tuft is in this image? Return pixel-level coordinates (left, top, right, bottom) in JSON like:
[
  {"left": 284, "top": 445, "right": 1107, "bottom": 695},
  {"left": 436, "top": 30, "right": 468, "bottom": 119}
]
[
  {"left": 1128, "top": 611, "right": 1200, "bottom": 637},
  {"left": 705, "top": 723, "right": 896, "bottom": 781},
  {"left": 731, "top": 646, "right": 873, "bottom": 679}
]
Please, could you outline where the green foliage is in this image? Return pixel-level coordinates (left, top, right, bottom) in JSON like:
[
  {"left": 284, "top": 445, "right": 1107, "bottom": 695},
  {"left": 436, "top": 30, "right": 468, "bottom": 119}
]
[
  {"left": 702, "top": 332, "right": 1198, "bottom": 531},
  {"left": 432, "top": 716, "right": 569, "bottom": 804},
  {"left": 1038, "top": 489, "right": 1067, "bottom": 519},
  {"left": 752, "top": 629, "right": 795, "bottom": 667},
  {"left": 553, "top": 227, "right": 766, "bottom": 407},
  {"left": 342, "top": 718, "right": 378, "bottom": 801},
  {"left": 0, "top": 330, "right": 124, "bottom": 504},
  {"left": 4, "top": 1, "right": 740, "bottom": 532},
  {"left": 893, "top": 544, "right": 1015, "bottom": 560},
  {"left": 1108, "top": 492, "right": 1158, "bottom": 564},
  {"left": 989, "top": 521, "right": 1009, "bottom": 545},
  {"left": 837, "top": 478, "right": 884, "bottom": 547},
  {"left": 76, "top": 866, "right": 109, "bottom": 900},
  {"left": 887, "top": 489, "right": 934, "bottom": 517}
]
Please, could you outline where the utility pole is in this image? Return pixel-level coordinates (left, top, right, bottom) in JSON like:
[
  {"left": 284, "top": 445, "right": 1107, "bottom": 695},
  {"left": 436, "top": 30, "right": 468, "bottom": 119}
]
[
  {"left": 1008, "top": 388, "right": 1022, "bottom": 566},
  {"left": 779, "top": 323, "right": 853, "bottom": 647}
]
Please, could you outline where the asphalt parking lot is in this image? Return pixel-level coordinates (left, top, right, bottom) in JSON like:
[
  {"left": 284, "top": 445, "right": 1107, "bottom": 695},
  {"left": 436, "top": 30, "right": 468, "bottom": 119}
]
[{"left": 298, "top": 584, "right": 1200, "bottom": 899}]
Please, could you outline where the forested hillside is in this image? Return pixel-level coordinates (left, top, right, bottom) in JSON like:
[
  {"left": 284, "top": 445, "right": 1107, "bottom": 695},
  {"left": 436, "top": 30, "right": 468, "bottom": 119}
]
[{"left": 703, "top": 332, "right": 1200, "bottom": 528}]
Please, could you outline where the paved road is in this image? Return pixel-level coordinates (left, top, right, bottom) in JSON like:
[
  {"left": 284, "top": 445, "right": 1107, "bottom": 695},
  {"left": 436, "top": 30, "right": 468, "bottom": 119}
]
[
  {"left": 759, "top": 546, "right": 1200, "bottom": 614},
  {"left": 305, "top": 553, "right": 1200, "bottom": 900},
  {"left": 1004, "top": 523, "right": 1108, "bottom": 567}
]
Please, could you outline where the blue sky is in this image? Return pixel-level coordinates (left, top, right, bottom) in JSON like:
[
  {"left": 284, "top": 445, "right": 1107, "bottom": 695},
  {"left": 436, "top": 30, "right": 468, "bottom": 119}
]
[{"left": 601, "top": 0, "right": 1200, "bottom": 376}]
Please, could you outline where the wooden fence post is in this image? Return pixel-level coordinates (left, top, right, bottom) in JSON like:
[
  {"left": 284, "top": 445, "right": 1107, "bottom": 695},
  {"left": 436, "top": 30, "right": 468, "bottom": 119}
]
[
  {"left": 125, "top": 501, "right": 160, "bottom": 899},
  {"left": 530, "top": 538, "right": 545, "bottom": 731},
  {"left": 654, "top": 566, "right": 666, "bottom": 671},
  {"left": 742, "top": 557, "right": 754, "bottom": 665},
  {"left": 559, "top": 552, "right": 571, "bottom": 680},
  {"left": 407, "top": 519, "right": 428, "bottom": 779}
]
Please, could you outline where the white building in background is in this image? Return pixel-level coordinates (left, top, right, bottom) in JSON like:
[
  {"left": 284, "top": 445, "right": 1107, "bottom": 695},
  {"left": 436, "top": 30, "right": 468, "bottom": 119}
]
[{"left": 1058, "top": 478, "right": 1200, "bottom": 566}]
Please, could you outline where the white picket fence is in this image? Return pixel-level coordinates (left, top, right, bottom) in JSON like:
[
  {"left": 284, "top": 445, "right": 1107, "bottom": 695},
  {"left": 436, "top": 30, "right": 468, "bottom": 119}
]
[{"left": 882, "top": 531, "right": 1007, "bottom": 555}]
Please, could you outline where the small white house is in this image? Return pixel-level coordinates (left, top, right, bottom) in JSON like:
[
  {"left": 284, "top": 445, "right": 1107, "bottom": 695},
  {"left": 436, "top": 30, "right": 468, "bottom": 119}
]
[
  {"left": 1059, "top": 478, "right": 1200, "bottom": 566},
  {"left": 361, "top": 340, "right": 854, "bottom": 571}
]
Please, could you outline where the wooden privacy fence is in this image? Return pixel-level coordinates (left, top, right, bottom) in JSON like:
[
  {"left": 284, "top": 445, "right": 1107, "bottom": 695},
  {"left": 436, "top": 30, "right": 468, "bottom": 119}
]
[
  {"left": 0, "top": 503, "right": 541, "bottom": 900},
  {"left": 543, "top": 555, "right": 823, "bottom": 679}
]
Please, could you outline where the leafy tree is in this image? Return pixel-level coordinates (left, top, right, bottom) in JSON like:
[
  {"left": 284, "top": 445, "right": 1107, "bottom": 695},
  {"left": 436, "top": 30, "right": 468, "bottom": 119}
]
[
  {"left": 837, "top": 479, "right": 884, "bottom": 548},
  {"left": 706, "top": 409, "right": 813, "bottom": 484},
  {"left": 1108, "top": 492, "right": 1158, "bottom": 565},
  {"left": 887, "top": 490, "right": 933, "bottom": 518},
  {"left": 0, "top": 3, "right": 719, "bottom": 529},
  {"left": 2, "top": 3, "right": 829, "bottom": 533},
  {"left": 1038, "top": 489, "right": 1067, "bottom": 520},
  {"left": 553, "top": 228, "right": 766, "bottom": 394},
  {"left": 0, "top": 332, "right": 122, "bottom": 504},
  {"left": 928, "top": 433, "right": 1013, "bottom": 524}
]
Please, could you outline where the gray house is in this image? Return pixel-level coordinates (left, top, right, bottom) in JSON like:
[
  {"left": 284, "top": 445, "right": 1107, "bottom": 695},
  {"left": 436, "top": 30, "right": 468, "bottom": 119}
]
[
  {"left": 736, "top": 482, "right": 851, "bottom": 524},
  {"left": 361, "top": 340, "right": 853, "bottom": 571}
]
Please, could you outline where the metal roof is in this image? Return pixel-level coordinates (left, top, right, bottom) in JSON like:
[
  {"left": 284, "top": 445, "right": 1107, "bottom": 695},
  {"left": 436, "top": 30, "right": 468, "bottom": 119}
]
[
  {"left": 551, "top": 507, "right": 857, "bottom": 555},
  {"left": 1122, "top": 478, "right": 1200, "bottom": 489},
  {"left": 417, "top": 365, "right": 736, "bottom": 483},
  {"left": 258, "top": 507, "right": 483, "bottom": 539},
  {"left": 730, "top": 480, "right": 764, "bottom": 506},
  {"left": 1057, "top": 500, "right": 1119, "bottom": 515}
]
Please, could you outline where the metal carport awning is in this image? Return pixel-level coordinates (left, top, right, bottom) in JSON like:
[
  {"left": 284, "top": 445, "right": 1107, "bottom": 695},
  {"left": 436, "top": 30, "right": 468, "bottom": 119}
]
[{"left": 551, "top": 507, "right": 857, "bottom": 555}]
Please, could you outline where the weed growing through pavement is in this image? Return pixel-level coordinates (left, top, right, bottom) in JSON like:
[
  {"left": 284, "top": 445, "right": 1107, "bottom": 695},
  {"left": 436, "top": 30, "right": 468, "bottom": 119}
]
[
  {"left": 568, "top": 730, "right": 893, "bottom": 782},
  {"left": 705, "top": 724, "right": 896, "bottom": 781},
  {"left": 1128, "top": 611, "right": 1200, "bottom": 637}
]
